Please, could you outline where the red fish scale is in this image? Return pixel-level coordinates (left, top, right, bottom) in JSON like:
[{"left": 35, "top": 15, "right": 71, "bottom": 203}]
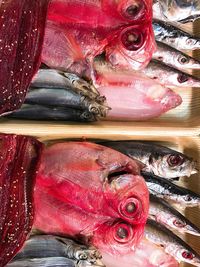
[
  {"left": 0, "top": 134, "right": 43, "bottom": 267},
  {"left": 0, "top": 0, "right": 49, "bottom": 115}
]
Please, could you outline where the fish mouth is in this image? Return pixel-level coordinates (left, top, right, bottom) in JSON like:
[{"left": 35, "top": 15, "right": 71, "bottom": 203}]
[
  {"left": 191, "top": 168, "right": 198, "bottom": 175},
  {"left": 107, "top": 163, "right": 136, "bottom": 184}
]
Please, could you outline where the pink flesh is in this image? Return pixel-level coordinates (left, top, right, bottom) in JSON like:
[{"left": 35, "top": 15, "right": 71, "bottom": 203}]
[
  {"left": 0, "top": 134, "right": 43, "bottom": 266},
  {"left": 42, "top": 0, "right": 156, "bottom": 73},
  {"left": 34, "top": 142, "right": 149, "bottom": 255},
  {"left": 101, "top": 238, "right": 179, "bottom": 267},
  {"left": 95, "top": 70, "right": 182, "bottom": 120},
  {"left": 0, "top": 0, "right": 49, "bottom": 115}
]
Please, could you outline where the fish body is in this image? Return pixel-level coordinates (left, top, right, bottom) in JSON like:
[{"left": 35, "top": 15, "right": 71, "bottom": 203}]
[
  {"left": 153, "top": 19, "right": 200, "bottom": 50},
  {"left": 145, "top": 219, "right": 200, "bottom": 266},
  {"left": 9, "top": 235, "right": 104, "bottom": 267},
  {"left": 7, "top": 104, "right": 97, "bottom": 122},
  {"left": 98, "top": 141, "right": 197, "bottom": 179},
  {"left": 143, "top": 60, "right": 200, "bottom": 87},
  {"left": 153, "top": 0, "right": 200, "bottom": 23},
  {"left": 34, "top": 142, "right": 149, "bottom": 255},
  {"left": 102, "top": 238, "right": 179, "bottom": 267},
  {"left": 42, "top": 0, "right": 156, "bottom": 72},
  {"left": 93, "top": 59, "right": 182, "bottom": 120},
  {"left": 149, "top": 195, "right": 200, "bottom": 236},
  {"left": 143, "top": 172, "right": 200, "bottom": 207},
  {"left": 153, "top": 41, "right": 200, "bottom": 71}
]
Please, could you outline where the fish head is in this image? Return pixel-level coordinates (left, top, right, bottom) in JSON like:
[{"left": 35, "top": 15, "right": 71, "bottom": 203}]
[
  {"left": 105, "top": 24, "right": 156, "bottom": 70},
  {"left": 167, "top": 217, "right": 200, "bottom": 236},
  {"left": 92, "top": 219, "right": 144, "bottom": 255},
  {"left": 175, "top": 54, "right": 200, "bottom": 70},
  {"left": 148, "top": 153, "right": 197, "bottom": 179},
  {"left": 172, "top": 247, "right": 200, "bottom": 266},
  {"left": 103, "top": 171, "right": 149, "bottom": 224}
]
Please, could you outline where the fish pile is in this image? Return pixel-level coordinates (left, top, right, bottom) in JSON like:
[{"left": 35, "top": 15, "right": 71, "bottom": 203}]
[
  {"left": 1, "top": 0, "right": 200, "bottom": 121},
  {"left": 0, "top": 134, "right": 199, "bottom": 267}
]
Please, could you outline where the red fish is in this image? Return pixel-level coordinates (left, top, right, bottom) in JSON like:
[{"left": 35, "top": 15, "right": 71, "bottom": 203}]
[
  {"left": 0, "top": 134, "right": 43, "bottom": 267},
  {"left": 34, "top": 142, "right": 149, "bottom": 255},
  {"left": 42, "top": 0, "right": 156, "bottom": 75}
]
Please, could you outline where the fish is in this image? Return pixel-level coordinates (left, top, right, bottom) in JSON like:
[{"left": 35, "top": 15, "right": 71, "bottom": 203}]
[
  {"left": 7, "top": 104, "right": 98, "bottom": 122},
  {"left": 97, "top": 141, "right": 197, "bottom": 179},
  {"left": 153, "top": 41, "right": 200, "bottom": 71},
  {"left": 8, "top": 235, "right": 105, "bottom": 267},
  {"left": 31, "top": 69, "right": 103, "bottom": 102},
  {"left": 149, "top": 194, "right": 200, "bottom": 236},
  {"left": 153, "top": 19, "right": 200, "bottom": 50},
  {"left": 142, "top": 60, "right": 200, "bottom": 87},
  {"left": 143, "top": 172, "right": 200, "bottom": 207},
  {"left": 34, "top": 142, "right": 149, "bottom": 255},
  {"left": 0, "top": 134, "right": 43, "bottom": 266},
  {"left": 93, "top": 58, "right": 182, "bottom": 121},
  {"left": 42, "top": 0, "right": 156, "bottom": 72},
  {"left": 0, "top": 0, "right": 49, "bottom": 116},
  {"left": 101, "top": 238, "right": 179, "bottom": 267},
  {"left": 153, "top": 0, "right": 200, "bottom": 23},
  {"left": 145, "top": 219, "right": 200, "bottom": 266}
]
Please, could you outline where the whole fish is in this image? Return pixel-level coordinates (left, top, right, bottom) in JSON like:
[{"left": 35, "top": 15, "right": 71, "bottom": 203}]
[
  {"left": 145, "top": 219, "right": 200, "bottom": 266},
  {"left": 7, "top": 104, "right": 97, "bottom": 122},
  {"left": 143, "top": 172, "right": 200, "bottom": 207},
  {"left": 93, "top": 59, "right": 182, "bottom": 121},
  {"left": 43, "top": 0, "right": 156, "bottom": 72},
  {"left": 142, "top": 60, "right": 200, "bottom": 87},
  {"left": 153, "top": 0, "right": 200, "bottom": 23},
  {"left": 153, "top": 19, "right": 200, "bottom": 50},
  {"left": 102, "top": 238, "right": 179, "bottom": 267},
  {"left": 153, "top": 41, "right": 200, "bottom": 71},
  {"left": 34, "top": 142, "right": 149, "bottom": 255},
  {"left": 149, "top": 195, "right": 200, "bottom": 236},
  {"left": 9, "top": 235, "right": 105, "bottom": 267},
  {"left": 98, "top": 141, "right": 197, "bottom": 179}
]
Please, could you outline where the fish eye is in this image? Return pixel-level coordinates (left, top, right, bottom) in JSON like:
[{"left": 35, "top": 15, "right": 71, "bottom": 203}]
[
  {"left": 182, "top": 251, "right": 194, "bottom": 260},
  {"left": 167, "top": 155, "right": 185, "bottom": 167},
  {"left": 119, "top": 0, "right": 145, "bottom": 20},
  {"left": 178, "top": 56, "right": 189, "bottom": 65},
  {"left": 177, "top": 73, "right": 189, "bottom": 83},
  {"left": 121, "top": 28, "right": 144, "bottom": 51},
  {"left": 114, "top": 222, "right": 133, "bottom": 243},
  {"left": 173, "top": 219, "right": 186, "bottom": 228},
  {"left": 119, "top": 197, "right": 141, "bottom": 219}
]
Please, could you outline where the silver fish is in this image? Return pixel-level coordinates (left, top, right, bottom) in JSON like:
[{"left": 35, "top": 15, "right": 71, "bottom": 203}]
[
  {"left": 98, "top": 141, "right": 197, "bottom": 179},
  {"left": 149, "top": 194, "right": 200, "bottom": 236},
  {"left": 7, "top": 104, "right": 97, "bottom": 122},
  {"left": 153, "top": 41, "right": 200, "bottom": 70},
  {"left": 145, "top": 219, "right": 200, "bottom": 266},
  {"left": 153, "top": 0, "right": 200, "bottom": 23},
  {"left": 31, "top": 69, "right": 104, "bottom": 104},
  {"left": 142, "top": 60, "right": 200, "bottom": 87},
  {"left": 143, "top": 172, "right": 200, "bottom": 207},
  {"left": 26, "top": 88, "right": 108, "bottom": 118},
  {"left": 153, "top": 19, "right": 200, "bottom": 50},
  {"left": 9, "top": 235, "right": 104, "bottom": 267}
]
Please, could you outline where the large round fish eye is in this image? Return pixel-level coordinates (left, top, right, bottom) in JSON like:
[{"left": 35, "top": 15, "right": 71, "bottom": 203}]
[
  {"left": 119, "top": 197, "right": 141, "bottom": 219},
  {"left": 119, "top": 0, "right": 145, "bottom": 20},
  {"left": 121, "top": 28, "right": 144, "bottom": 51},
  {"left": 167, "top": 155, "right": 185, "bottom": 167},
  {"left": 114, "top": 222, "right": 134, "bottom": 243},
  {"left": 182, "top": 251, "right": 194, "bottom": 260}
]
